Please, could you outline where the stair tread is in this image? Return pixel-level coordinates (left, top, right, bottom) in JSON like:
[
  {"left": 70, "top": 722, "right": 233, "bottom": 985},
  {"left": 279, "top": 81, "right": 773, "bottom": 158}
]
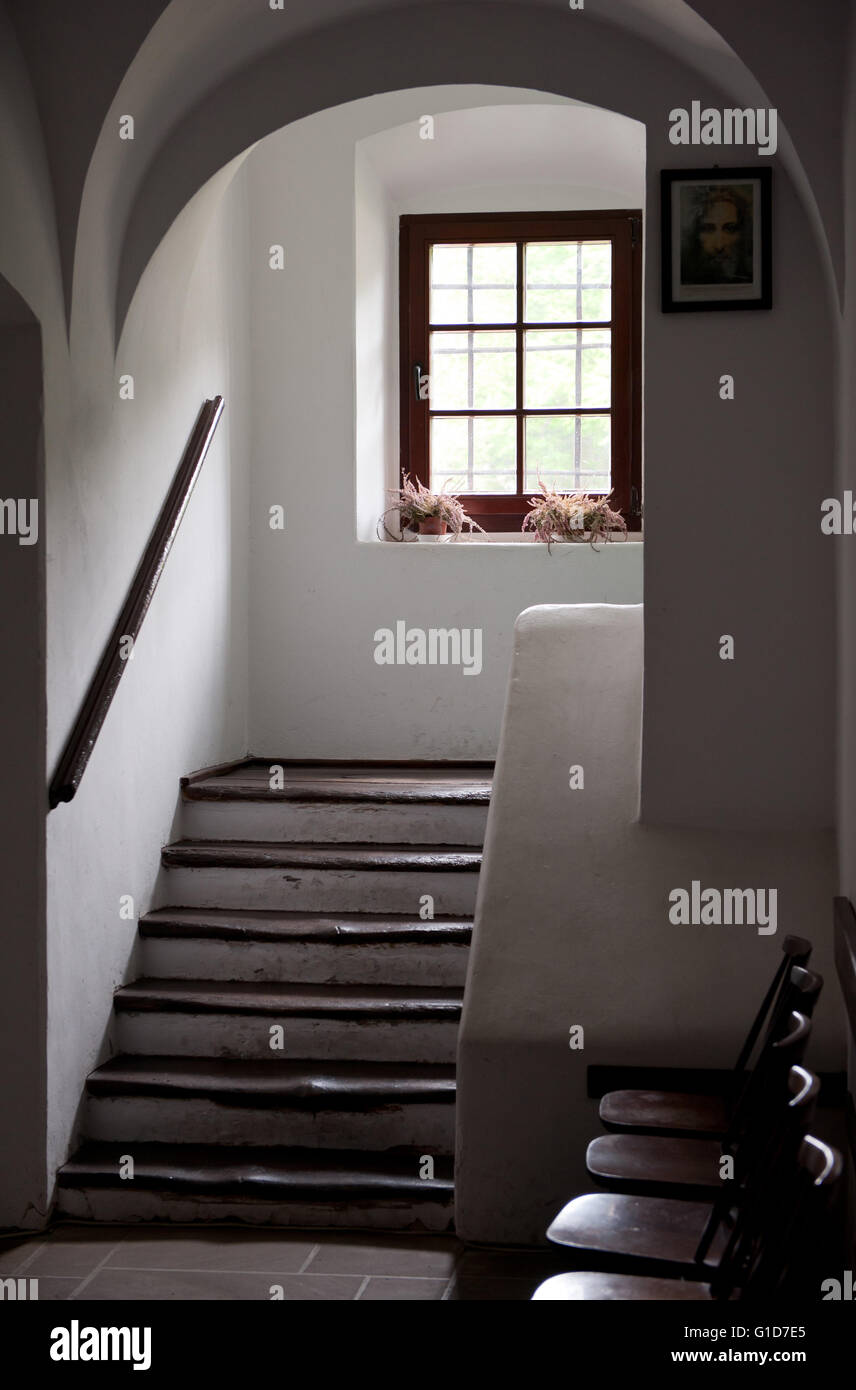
[
  {"left": 162, "top": 841, "right": 482, "bottom": 870},
  {"left": 87, "top": 1055, "right": 456, "bottom": 1105},
  {"left": 183, "top": 760, "right": 491, "bottom": 806},
  {"left": 115, "top": 978, "right": 464, "bottom": 1016},
  {"left": 58, "top": 1141, "right": 454, "bottom": 1198},
  {"left": 185, "top": 779, "right": 490, "bottom": 806},
  {"left": 141, "top": 907, "right": 472, "bottom": 943}
]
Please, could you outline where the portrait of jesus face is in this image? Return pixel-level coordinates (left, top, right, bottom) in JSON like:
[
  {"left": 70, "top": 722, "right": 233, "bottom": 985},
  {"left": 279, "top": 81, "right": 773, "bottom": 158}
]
[
  {"left": 697, "top": 198, "right": 741, "bottom": 271},
  {"left": 679, "top": 183, "right": 754, "bottom": 287}
]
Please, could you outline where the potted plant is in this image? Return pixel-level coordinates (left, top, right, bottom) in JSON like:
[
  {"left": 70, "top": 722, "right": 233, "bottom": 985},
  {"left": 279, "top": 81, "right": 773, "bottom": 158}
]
[
  {"left": 379, "top": 473, "right": 486, "bottom": 542},
  {"left": 522, "top": 485, "right": 627, "bottom": 551}
]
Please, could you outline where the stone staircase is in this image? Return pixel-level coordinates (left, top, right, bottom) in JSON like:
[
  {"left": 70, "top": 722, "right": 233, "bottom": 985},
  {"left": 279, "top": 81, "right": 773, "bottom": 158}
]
[{"left": 56, "top": 761, "right": 491, "bottom": 1230}]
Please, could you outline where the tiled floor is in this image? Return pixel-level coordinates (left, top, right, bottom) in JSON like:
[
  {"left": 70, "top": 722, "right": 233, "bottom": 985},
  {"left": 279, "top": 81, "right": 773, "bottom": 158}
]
[{"left": 0, "top": 1225, "right": 573, "bottom": 1301}]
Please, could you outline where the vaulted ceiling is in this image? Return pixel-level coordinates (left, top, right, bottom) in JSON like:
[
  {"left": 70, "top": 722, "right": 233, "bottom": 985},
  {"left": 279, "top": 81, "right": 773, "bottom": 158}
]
[{"left": 5, "top": 0, "right": 851, "bottom": 331}]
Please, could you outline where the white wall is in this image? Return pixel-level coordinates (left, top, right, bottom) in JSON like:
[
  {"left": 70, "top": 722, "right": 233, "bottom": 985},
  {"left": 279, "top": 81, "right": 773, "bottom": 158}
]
[
  {"left": 248, "top": 88, "right": 645, "bottom": 760},
  {"left": 354, "top": 142, "right": 400, "bottom": 548},
  {"left": 457, "top": 604, "right": 839, "bottom": 1245},
  {"left": 44, "top": 162, "right": 251, "bottom": 1187}
]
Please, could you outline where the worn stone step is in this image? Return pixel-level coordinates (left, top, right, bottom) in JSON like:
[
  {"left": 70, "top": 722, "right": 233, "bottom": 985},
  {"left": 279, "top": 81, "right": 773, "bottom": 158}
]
[
  {"left": 182, "top": 797, "right": 489, "bottom": 844},
  {"left": 83, "top": 1056, "right": 456, "bottom": 1150},
  {"left": 181, "top": 759, "right": 493, "bottom": 804},
  {"left": 86, "top": 1055, "right": 457, "bottom": 1103},
  {"left": 181, "top": 765, "right": 490, "bottom": 845},
  {"left": 139, "top": 908, "right": 471, "bottom": 985},
  {"left": 161, "top": 843, "right": 482, "bottom": 871},
  {"left": 180, "top": 760, "right": 491, "bottom": 845},
  {"left": 56, "top": 1141, "right": 454, "bottom": 1231},
  {"left": 114, "top": 980, "right": 463, "bottom": 1062},
  {"left": 159, "top": 842, "right": 481, "bottom": 913}
]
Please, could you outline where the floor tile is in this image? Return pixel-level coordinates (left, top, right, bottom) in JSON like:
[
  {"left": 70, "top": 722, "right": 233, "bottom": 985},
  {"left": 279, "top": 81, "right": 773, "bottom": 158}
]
[
  {"left": 29, "top": 1277, "right": 80, "bottom": 1301},
  {"left": 308, "top": 1234, "right": 460, "bottom": 1277},
  {"left": 359, "top": 1276, "right": 448, "bottom": 1300},
  {"left": 0, "top": 1226, "right": 571, "bottom": 1299},
  {"left": 25, "top": 1231, "right": 125, "bottom": 1277},
  {"left": 106, "top": 1228, "right": 317, "bottom": 1274},
  {"left": 0, "top": 1236, "right": 44, "bottom": 1275},
  {"left": 74, "top": 1269, "right": 362, "bottom": 1301}
]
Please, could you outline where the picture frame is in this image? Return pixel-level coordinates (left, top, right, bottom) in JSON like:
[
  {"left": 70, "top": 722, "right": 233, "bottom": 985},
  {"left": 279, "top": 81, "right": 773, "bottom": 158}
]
[{"left": 661, "top": 167, "right": 772, "bottom": 312}]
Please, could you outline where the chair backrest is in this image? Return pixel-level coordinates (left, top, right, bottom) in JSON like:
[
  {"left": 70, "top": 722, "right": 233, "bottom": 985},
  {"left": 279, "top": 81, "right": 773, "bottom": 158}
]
[
  {"left": 696, "top": 1018, "right": 816, "bottom": 1267},
  {"left": 727, "top": 999, "right": 819, "bottom": 1150},
  {"left": 736, "top": 1134, "right": 843, "bottom": 1300},
  {"left": 727, "top": 971, "right": 822, "bottom": 1143},
  {"left": 705, "top": 1065, "right": 824, "bottom": 1295},
  {"left": 737, "top": 1051, "right": 818, "bottom": 1189},
  {"left": 732, "top": 935, "right": 812, "bottom": 1078},
  {"left": 770, "top": 964, "right": 824, "bottom": 1034}
]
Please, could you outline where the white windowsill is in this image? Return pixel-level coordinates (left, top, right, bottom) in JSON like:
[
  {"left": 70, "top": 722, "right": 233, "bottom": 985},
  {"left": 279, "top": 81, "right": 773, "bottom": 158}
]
[{"left": 365, "top": 531, "right": 643, "bottom": 547}]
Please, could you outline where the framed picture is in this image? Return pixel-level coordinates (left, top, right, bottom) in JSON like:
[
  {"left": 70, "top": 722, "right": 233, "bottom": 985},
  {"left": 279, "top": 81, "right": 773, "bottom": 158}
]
[{"left": 661, "top": 167, "right": 772, "bottom": 312}]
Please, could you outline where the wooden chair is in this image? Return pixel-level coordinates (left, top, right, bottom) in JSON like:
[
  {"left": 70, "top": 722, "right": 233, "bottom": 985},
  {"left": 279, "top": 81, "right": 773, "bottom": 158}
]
[
  {"left": 599, "top": 935, "right": 812, "bottom": 1139},
  {"left": 727, "top": 1133, "right": 843, "bottom": 1300},
  {"left": 694, "top": 1057, "right": 818, "bottom": 1265},
  {"left": 545, "top": 1030, "right": 816, "bottom": 1282},
  {"left": 586, "top": 971, "right": 823, "bottom": 1200},
  {"left": 532, "top": 1135, "right": 841, "bottom": 1300}
]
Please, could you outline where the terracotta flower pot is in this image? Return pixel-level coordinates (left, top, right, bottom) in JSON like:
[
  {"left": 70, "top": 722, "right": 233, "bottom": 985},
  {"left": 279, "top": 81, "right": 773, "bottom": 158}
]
[{"left": 418, "top": 517, "right": 447, "bottom": 535}]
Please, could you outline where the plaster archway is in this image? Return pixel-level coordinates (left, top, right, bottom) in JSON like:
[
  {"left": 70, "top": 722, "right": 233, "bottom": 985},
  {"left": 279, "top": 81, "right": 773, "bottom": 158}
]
[{"left": 94, "top": 1, "right": 838, "bottom": 343}]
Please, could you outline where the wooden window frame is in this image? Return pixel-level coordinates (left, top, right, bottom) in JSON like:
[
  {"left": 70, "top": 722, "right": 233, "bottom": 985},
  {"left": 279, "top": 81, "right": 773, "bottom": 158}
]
[{"left": 399, "top": 210, "right": 643, "bottom": 532}]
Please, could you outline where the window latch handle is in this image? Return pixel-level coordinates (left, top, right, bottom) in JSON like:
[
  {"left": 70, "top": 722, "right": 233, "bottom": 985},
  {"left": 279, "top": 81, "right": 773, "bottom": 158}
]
[{"left": 414, "top": 364, "right": 427, "bottom": 402}]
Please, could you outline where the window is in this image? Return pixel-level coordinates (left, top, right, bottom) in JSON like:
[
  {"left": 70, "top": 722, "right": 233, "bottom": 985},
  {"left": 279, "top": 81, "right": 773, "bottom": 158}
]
[{"left": 399, "top": 211, "right": 642, "bottom": 531}]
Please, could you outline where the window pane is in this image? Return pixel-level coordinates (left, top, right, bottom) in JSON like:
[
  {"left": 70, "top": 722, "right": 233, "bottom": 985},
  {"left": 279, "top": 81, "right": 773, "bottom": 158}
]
[
  {"left": 471, "top": 245, "right": 517, "bottom": 322},
  {"left": 578, "top": 414, "right": 611, "bottom": 490},
  {"left": 580, "top": 242, "right": 612, "bottom": 320},
  {"left": 430, "top": 243, "right": 516, "bottom": 324},
  {"left": 524, "top": 329, "right": 611, "bottom": 408},
  {"left": 430, "top": 331, "right": 516, "bottom": 410},
  {"left": 432, "top": 415, "right": 517, "bottom": 493},
  {"left": 524, "top": 414, "right": 611, "bottom": 493},
  {"left": 525, "top": 240, "right": 612, "bottom": 322}
]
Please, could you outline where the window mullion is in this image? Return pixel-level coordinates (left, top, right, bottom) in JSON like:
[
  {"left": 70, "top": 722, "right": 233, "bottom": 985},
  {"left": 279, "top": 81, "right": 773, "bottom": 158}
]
[
  {"left": 467, "top": 245, "right": 474, "bottom": 490},
  {"left": 516, "top": 240, "right": 524, "bottom": 496}
]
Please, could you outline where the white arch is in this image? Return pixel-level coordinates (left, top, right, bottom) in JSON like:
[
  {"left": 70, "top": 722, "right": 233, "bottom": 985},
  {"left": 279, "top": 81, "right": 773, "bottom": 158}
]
[{"left": 68, "top": 0, "right": 841, "bottom": 350}]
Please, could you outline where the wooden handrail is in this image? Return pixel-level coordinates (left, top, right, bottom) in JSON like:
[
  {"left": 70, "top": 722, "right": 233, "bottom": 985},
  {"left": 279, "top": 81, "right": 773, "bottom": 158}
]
[{"left": 48, "top": 396, "right": 225, "bottom": 809}]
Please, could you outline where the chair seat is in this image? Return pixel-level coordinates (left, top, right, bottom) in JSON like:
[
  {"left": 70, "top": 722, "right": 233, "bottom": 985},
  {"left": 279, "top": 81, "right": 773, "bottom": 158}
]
[
  {"left": 586, "top": 1133, "right": 725, "bottom": 1196},
  {"left": 532, "top": 1271, "right": 722, "bottom": 1300},
  {"left": 547, "top": 1191, "right": 731, "bottom": 1277},
  {"left": 599, "top": 1088, "right": 729, "bottom": 1137}
]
